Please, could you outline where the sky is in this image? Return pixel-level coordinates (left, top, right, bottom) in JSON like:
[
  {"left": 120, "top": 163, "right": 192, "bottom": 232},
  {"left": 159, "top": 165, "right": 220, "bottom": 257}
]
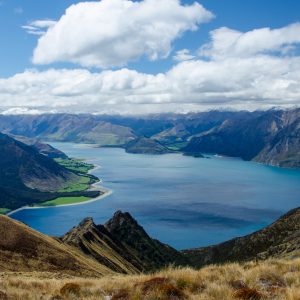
[{"left": 0, "top": 0, "right": 300, "bottom": 114}]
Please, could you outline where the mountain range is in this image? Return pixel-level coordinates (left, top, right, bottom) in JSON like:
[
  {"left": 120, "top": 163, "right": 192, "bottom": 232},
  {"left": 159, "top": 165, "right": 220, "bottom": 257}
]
[
  {"left": 184, "top": 108, "right": 300, "bottom": 168},
  {"left": 0, "top": 108, "right": 299, "bottom": 168}
]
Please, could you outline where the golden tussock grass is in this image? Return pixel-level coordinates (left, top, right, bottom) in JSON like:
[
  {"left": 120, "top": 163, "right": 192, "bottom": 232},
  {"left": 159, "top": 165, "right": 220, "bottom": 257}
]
[{"left": 0, "top": 258, "right": 300, "bottom": 299}]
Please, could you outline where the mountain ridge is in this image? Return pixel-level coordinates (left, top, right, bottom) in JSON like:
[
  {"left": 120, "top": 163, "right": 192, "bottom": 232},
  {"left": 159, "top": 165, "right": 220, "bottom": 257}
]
[{"left": 0, "top": 109, "right": 298, "bottom": 168}]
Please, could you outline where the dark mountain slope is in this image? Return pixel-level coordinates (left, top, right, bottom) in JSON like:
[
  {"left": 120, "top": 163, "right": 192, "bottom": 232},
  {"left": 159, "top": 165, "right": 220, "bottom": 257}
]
[
  {"left": 10, "top": 134, "right": 68, "bottom": 159},
  {"left": 254, "top": 110, "right": 300, "bottom": 168},
  {"left": 183, "top": 207, "right": 300, "bottom": 267},
  {"left": 0, "top": 132, "right": 77, "bottom": 191},
  {"left": 153, "top": 111, "right": 254, "bottom": 145},
  {"left": 104, "top": 211, "right": 189, "bottom": 271},
  {"left": 184, "top": 109, "right": 300, "bottom": 167},
  {"left": 0, "top": 133, "right": 95, "bottom": 209}
]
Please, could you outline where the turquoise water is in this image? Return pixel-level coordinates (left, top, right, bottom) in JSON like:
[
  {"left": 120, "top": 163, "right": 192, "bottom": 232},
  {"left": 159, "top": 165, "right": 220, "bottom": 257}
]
[{"left": 10, "top": 143, "right": 300, "bottom": 250}]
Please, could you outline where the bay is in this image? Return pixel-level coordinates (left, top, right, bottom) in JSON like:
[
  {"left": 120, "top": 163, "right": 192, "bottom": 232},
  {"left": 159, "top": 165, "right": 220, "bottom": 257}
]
[{"left": 10, "top": 143, "right": 300, "bottom": 250}]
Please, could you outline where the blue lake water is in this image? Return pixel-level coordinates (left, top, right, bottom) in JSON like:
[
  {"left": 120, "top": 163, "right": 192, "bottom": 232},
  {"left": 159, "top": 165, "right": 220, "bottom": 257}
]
[{"left": 10, "top": 143, "right": 300, "bottom": 250}]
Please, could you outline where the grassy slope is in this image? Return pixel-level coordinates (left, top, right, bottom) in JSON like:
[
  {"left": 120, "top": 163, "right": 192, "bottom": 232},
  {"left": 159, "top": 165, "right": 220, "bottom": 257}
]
[
  {"left": 34, "top": 158, "right": 100, "bottom": 206},
  {"left": 0, "top": 215, "right": 113, "bottom": 277},
  {"left": 1, "top": 258, "right": 300, "bottom": 299},
  {"left": 0, "top": 208, "right": 10, "bottom": 215}
]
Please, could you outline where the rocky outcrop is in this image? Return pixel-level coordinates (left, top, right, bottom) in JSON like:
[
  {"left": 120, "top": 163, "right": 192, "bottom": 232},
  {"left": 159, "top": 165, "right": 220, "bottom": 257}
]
[
  {"left": 105, "top": 211, "right": 189, "bottom": 271},
  {"left": 62, "top": 217, "right": 142, "bottom": 274},
  {"left": 63, "top": 211, "right": 189, "bottom": 273}
]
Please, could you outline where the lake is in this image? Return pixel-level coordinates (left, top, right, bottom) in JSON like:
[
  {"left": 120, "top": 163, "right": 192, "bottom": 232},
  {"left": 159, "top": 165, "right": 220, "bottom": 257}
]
[{"left": 10, "top": 143, "right": 300, "bottom": 250}]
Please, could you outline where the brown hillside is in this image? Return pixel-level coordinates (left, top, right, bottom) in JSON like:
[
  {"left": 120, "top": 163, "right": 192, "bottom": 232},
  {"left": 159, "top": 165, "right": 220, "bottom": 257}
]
[{"left": 0, "top": 215, "right": 112, "bottom": 277}]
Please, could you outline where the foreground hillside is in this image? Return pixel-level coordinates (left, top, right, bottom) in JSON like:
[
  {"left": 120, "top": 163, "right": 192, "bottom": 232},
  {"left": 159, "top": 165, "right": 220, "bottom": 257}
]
[
  {"left": 0, "top": 215, "right": 112, "bottom": 277},
  {"left": 0, "top": 208, "right": 299, "bottom": 299},
  {"left": 1, "top": 258, "right": 300, "bottom": 299}
]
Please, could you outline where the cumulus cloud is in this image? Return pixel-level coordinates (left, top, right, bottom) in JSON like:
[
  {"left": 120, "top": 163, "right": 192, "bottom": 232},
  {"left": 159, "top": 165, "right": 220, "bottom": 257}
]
[
  {"left": 31, "top": 0, "right": 213, "bottom": 68},
  {"left": 173, "top": 49, "right": 195, "bottom": 61},
  {"left": 199, "top": 23, "right": 300, "bottom": 59},
  {"left": 2, "top": 23, "right": 300, "bottom": 114}
]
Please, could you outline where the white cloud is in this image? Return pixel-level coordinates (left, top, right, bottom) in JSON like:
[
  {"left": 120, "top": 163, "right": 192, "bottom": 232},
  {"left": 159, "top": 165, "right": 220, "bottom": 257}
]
[
  {"left": 31, "top": 0, "right": 213, "bottom": 68},
  {"left": 173, "top": 49, "right": 195, "bottom": 61},
  {"left": 199, "top": 23, "right": 300, "bottom": 59},
  {"left": 22, "top": 20, "right": 56, "bottom": 36},
  {"left": 2, "top": 23, "right": 300, "bottom": 114}
]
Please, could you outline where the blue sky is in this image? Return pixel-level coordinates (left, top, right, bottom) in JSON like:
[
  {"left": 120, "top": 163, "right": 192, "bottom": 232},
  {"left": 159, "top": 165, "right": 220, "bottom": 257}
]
[
  {"left": 1, "top": 0, "right": 300, "bottom": 76},
  {"left": 0, "top": 0, "right": 300, "bottom": 114}
]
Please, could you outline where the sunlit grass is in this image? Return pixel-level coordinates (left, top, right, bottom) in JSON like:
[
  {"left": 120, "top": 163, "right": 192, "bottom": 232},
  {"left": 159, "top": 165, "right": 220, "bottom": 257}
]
[
  {"left": 36, "top": 196, "right": 91, "bottom": 207},
  {"left": 0, "top": 208, "right": 10, "bottom": 215},
  {"left": 1, "top": 258, "right": 300, "bottom": 299}
]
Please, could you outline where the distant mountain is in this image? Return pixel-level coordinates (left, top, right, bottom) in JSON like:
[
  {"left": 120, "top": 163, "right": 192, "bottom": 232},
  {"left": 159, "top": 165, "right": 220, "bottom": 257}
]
[
  {"left": 0, "top": 109, "right": 299, "bottom": 167},
  {"left": 152, "top": 111, "right": 253, "bottom": 145},
  {"left": 0, "top": 114, "right": 136, "bottom": 146},
  {"left": 182, "top": 207, "right": 300, "bottom": 267},
  {"left": 184, "top": 109, "right": 300, "bottom": 168},
  {"left": 125, "top": 137, "right": 173, "bottom": 154},
  {"left": 9, "top": 135, "right": 67, "bottom": 159},
  {"left": 0, "top": 133, "right": 95, "bottom": 209}
]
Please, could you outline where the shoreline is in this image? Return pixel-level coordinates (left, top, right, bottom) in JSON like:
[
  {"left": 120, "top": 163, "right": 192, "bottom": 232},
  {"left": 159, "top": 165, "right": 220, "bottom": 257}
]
[
  {"left": 7, "top": 188, "right": 112, "bottom": 216},
  {"left": 7, "top": 158, "right": 112, "bottom": 217}
]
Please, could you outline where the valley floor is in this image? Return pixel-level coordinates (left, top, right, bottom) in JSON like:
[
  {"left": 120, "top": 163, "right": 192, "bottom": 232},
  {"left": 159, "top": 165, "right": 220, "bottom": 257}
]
[{"left": 1, "top": 258, "right": 300, "bottom": 300}]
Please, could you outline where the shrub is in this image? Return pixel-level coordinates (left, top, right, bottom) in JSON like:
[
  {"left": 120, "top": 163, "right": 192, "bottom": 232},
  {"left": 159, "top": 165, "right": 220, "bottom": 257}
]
[
  {"left": 159, "top": 283, "right": 186, "bottom": 299},
  {"left": 111, "top": 288, "right": 130, "bottom": 300},
  {"left": 0, "top": 291, "right": 7, "bottom": 300},
  {"left": 234, "top": 287, "right": 263, "bottom": 300},
  {"left": 60, "top": 283, "right": 81, "bottom": 297}
]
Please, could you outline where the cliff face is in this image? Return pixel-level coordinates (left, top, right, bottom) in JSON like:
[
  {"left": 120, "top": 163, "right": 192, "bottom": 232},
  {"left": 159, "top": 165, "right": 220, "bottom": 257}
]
[
  {"left": 184, "top": 109, "right": 300, "bottom": 168},
  {"left": 182, "top": 207, "right": 300, "bottom": 267},
  {"left": 254, "top": 110, "right": 300, "bottom": 168}
]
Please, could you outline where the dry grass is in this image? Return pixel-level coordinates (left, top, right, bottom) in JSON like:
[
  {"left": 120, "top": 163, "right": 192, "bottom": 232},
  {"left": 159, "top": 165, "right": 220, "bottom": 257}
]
[{"left": 1, "top": 258, "right": 300, "bottom": 299}]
